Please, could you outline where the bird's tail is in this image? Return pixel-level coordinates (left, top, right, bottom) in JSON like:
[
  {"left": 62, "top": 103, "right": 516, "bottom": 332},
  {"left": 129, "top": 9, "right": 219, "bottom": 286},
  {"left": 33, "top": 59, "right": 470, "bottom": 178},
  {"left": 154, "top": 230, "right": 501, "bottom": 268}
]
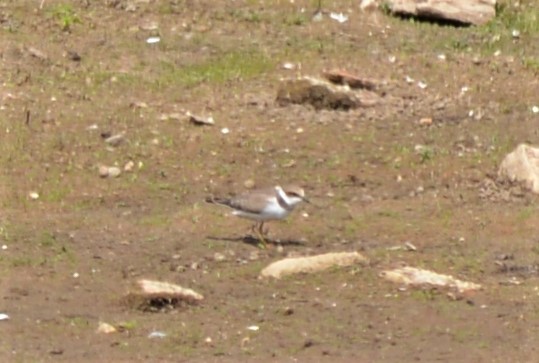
[{"left": 205, "top": 196, "right": 232, "bottom": 207}]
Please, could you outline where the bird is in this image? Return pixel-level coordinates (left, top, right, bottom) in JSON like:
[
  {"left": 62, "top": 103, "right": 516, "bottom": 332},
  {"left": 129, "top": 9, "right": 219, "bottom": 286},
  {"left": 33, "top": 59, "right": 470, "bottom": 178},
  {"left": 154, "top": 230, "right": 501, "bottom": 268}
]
[{"left": 206, "top": 185, "right": 310, "bottom": 247}]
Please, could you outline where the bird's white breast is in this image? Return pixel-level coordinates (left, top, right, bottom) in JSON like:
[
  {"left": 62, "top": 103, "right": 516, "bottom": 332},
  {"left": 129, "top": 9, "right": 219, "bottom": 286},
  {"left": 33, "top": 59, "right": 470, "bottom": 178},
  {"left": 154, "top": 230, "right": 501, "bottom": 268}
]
[{"left": 232, "top": 197, "right": 291, "bottom": 221}]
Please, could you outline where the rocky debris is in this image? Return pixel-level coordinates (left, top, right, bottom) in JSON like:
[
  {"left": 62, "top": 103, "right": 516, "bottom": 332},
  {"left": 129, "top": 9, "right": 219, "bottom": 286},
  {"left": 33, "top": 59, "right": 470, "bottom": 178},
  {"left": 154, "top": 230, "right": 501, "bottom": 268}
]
[
  {"left": 384, "top": 0, "right": 496, "bottom": 26},
  {"left": 380, "top": 266, "right": 482, "bottom": 294},
  {"left": 27, "top": 46, "right": 48, "bottom": 62},
  {"left": 187, "top": 111, "right": 215, "bottom": 126},
  {"left": 124, "top": 279, "right": 203, "bottom": 312},
  {"left": 498, "top": 144, "right": 539, "bottom": 194},
  {"left": 104, "top": 133, "right": 125, "bottom": 147},
  {"left": 96, "top": 322, "right": 117, "bottom": 334},
  {"left": 322, "top": 69, "right": 378, "bottom": 91},
  {"left": 148, "top": 331, "right": 167, "bottom": 338},
  {"left": 260, "top": 251, "right": 368, "bottom": 279},
  {"left": 276, "top": 76, "right": 381, "bottom": 111},
  {"left": 479, "top": 177, "right": 528, "bottom": 202},
  {"left": 98, "top": 165, "right": 122, "bottom": 178}
]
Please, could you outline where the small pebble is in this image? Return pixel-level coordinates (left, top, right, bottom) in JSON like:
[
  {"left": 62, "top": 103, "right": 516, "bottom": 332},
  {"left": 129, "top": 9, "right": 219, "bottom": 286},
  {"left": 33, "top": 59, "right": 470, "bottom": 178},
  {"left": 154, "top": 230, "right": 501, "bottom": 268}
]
[
  {"left": 146, "top": 37, "right": 160, "bottom": 44},
  {"left": 97, "top": 322, "right": 117, "bottom": 334},
  {"left": 244, "top": 179, "right": 255, "bottom": 189},
  {"left": 213, "top": 252, "right": 226, "bottom": 262},
  {"left": 105, "top": 133, "right": 124, "bottom": 147},
  {"left": 124, "top": 161, "right": 135, "bottom": 171},
  {"left": 148, "top": 331, "right": 167, "bottom": 338}
]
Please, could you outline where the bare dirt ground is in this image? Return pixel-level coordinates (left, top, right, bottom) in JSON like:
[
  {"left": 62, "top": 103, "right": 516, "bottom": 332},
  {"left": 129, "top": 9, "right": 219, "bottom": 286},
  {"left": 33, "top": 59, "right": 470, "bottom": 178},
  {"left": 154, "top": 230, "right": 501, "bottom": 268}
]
[{"left": 1, "top": 0, "right": 539, "bottom": 362}]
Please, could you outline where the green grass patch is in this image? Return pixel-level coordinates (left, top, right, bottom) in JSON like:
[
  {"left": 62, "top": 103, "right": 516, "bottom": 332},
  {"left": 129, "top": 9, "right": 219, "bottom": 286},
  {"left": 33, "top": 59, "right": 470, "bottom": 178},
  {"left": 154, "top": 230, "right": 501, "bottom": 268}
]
[
  {"left": 47, "top": 3, "right": 81, "bottom": 31},
  {"left": 156, "top": 49, "right": 273, "bottom": 88}
]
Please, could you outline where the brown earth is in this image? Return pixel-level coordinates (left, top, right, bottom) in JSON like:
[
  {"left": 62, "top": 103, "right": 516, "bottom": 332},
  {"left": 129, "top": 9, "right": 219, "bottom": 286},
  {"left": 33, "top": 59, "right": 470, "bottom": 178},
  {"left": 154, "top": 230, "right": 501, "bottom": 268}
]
[{"left": 1, "top": 0, "right": 539, "bottom": 362}]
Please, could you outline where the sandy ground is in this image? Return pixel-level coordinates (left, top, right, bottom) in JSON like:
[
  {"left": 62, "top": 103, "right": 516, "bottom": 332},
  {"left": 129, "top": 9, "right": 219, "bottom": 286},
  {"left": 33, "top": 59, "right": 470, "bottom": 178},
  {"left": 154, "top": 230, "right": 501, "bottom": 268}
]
[{"left": 1, "top": 0, "right": 539, "bottom": 361}]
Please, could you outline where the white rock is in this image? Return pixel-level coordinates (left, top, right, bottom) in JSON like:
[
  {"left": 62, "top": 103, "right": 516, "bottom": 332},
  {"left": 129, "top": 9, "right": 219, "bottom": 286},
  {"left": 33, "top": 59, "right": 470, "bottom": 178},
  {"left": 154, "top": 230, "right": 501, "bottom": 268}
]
[
  {"left": 146, "top": 37, "right": 160, "bottom": 44},
  {"left": 107, "top": 167, "right": 122, "bottom": 178},
  {"left": 498, "top": 144, "right": 539, "bottom": 194},
  {"left": 380, "top": 266, "right": 481, "bottom": 294},
  {"left": 97, "top": 322, "right": 117, "bottom": 334},
  {"left": 148, "top": 331, "right": 167, "bottom": 338},
  {"left": 260, "top": 252, "right": 368, "bottom": 279},
  {"left": 105, "top": 133, "right": 125, "bottom": 146},
  {"left": 329, "top": 12, "right": 349, "bottom": 23}
]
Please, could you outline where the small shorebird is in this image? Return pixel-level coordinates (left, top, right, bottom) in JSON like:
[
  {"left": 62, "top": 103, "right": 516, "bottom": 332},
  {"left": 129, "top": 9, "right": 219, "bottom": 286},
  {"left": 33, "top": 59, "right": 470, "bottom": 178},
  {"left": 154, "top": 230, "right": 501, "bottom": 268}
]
[{"left": 206, "top": 185, "right": 310, "bottom": 247}]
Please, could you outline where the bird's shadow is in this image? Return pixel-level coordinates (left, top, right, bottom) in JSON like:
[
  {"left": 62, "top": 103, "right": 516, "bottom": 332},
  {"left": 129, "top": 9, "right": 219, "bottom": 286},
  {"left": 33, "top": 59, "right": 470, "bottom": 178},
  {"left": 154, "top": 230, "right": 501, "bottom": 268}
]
[{"left": 207, "top": 235, "right": 306, "bottom": 248}]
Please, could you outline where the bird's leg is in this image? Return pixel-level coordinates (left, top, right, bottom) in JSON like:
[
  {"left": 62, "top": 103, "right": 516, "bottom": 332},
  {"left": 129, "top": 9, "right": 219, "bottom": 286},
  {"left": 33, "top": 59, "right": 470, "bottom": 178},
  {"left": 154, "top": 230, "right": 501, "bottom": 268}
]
[
  {"left": 254, "top": 222, "right": 267, "bottom": 249},
  {"left": 259, "top": 222, "right": 270, "bottom": 236}
]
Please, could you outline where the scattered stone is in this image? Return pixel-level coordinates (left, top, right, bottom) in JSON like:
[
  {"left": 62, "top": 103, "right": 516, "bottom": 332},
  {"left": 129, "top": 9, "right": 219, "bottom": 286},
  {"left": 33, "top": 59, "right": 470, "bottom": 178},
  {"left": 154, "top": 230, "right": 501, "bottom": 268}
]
[
  {"left": 282, "top": 62, "right": 297, "bottom": 70},
  {"left": 380, "top": 266, "right": 482, "bottom": 294},
  {"left": 0, "top": 313, "right": 9, "bottom": 321},
  {"left": 104, "top": 133, "right": 125, "bottom": 147},
  {"left": 97, "top": 322, "right": 117, "bottom": 334},
  {"left": 498, "top": 144, "right": 539, "bottom": 194},
  {"left": 99, "top": 165, "right": 122, "bottom": 178},
  {"left": 322, "top": 69, "right": 378, "bottom": 90},
  {"left": 125, "top": 279, "right": 203, "bottom": 312},
  {"left": 404, "top": 241, "right": 417, "bottom": 251},
  {"left": 221, "top": 127, "right": 230, "bottom": 134},
  {"left": 213, "top": 252, "right": 226, "bottom": 262},
  {"left": 247, "top": 325, "right": 260, "bottom": 331},
  {"left": 532, "top": 106, "right": 539, "bottom": 114},
  {"left": 146, "top": 36, "right": 160, "bottom": 44},
  {"left": 124, "top": 160, "right": 135, "bottom": 171},
  {"left": 27, "top": 46, "right": 48, "bottom": 61},
  {"left": 108, "top": 167, "right": 121, "bottom": 177},
  {"left": 148, "top": 331, "right": 167, "bottom": 338},
  {"left": 383, "top": 0, "right": 496, "bottom": 25},
  {"left": 260, "top": 251, "right": 368, "bottom": 279},
  {"left": 243, "top": 179, "right": 255, "bottom": 189},
  {"left": 276, "top": 76, "right": 380, "bottom": 110},
  {"left": 187, "top": 112, "right": 215, "bottom": 126},
  {"left": 418, "top": 117, "right": 433, "bottom": 126},
  {"left": 329, "top": 12, "right": 348, "bottom": 23},
  {"left": 28, "top": 191, "right": 39, "bottom": 200}
]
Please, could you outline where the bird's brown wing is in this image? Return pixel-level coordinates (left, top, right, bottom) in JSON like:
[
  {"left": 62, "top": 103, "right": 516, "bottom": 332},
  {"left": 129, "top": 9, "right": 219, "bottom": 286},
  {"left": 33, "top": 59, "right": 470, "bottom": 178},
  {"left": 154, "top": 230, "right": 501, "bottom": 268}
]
[{"left": 228, "top": 188, "right": 275, "bottom": 214}]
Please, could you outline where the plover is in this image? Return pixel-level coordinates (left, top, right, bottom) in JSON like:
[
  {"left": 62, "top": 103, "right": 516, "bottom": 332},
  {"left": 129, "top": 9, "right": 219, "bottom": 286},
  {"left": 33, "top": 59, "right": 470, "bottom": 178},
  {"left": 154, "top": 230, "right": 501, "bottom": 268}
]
[{"left": 206, "top": 185, "right": 310, "bottom": 247}]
